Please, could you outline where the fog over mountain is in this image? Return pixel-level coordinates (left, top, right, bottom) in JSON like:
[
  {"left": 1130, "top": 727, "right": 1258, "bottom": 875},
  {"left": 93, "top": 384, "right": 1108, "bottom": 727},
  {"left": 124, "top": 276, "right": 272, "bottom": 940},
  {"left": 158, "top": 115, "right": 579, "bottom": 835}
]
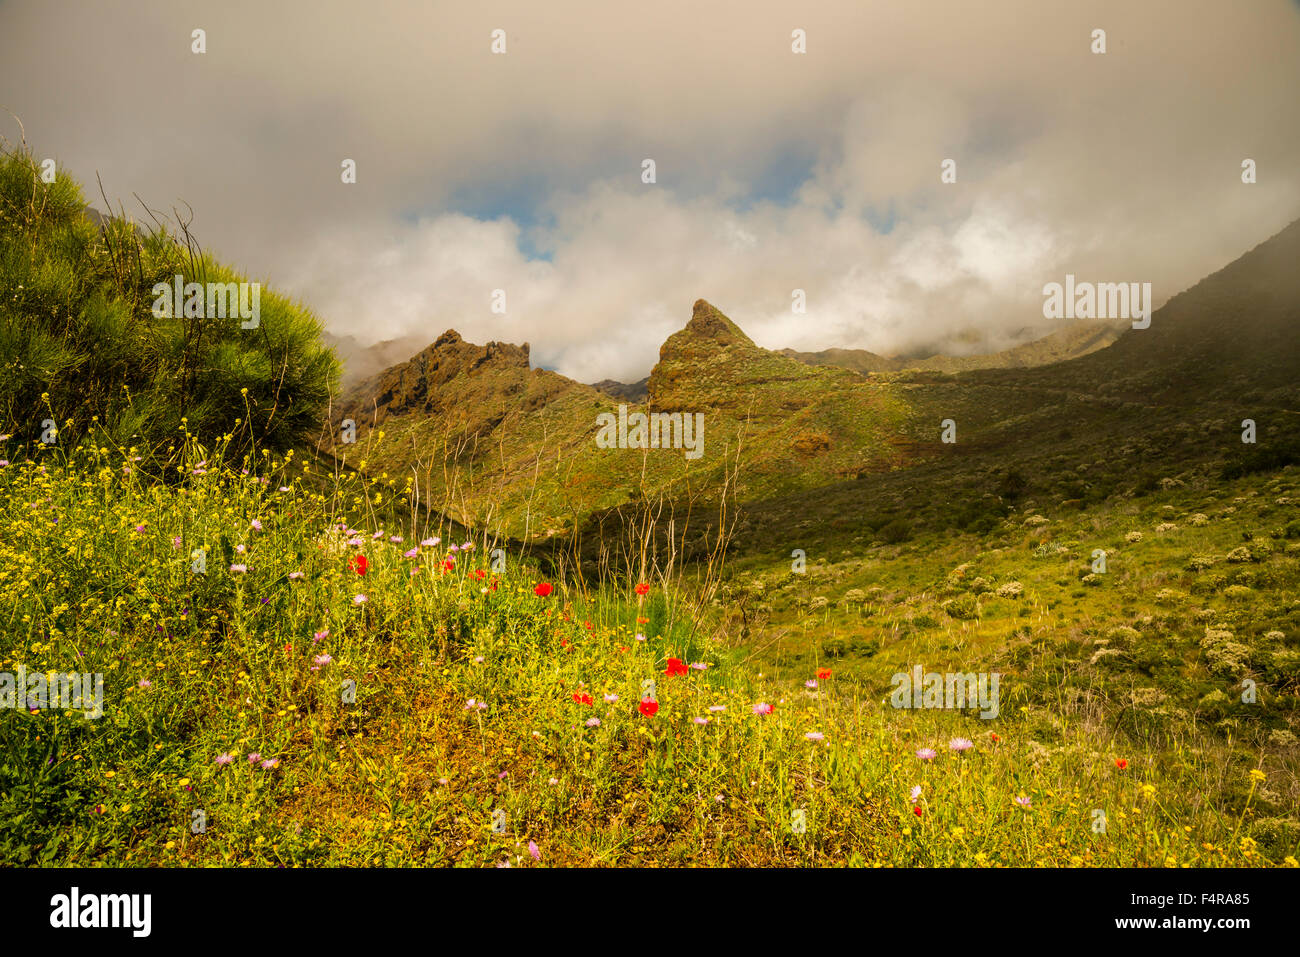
[{"left": 3, "top": 0, "right": 1298, "bottom": 382}]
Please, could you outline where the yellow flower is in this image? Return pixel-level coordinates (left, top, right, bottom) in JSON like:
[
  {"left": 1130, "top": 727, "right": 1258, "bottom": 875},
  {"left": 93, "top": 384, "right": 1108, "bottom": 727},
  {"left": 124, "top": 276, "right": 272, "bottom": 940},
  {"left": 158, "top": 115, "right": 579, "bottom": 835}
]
[
  {"left": 1249, "top": 769, "right": 1266, "bottom": 783},
  {"left": 179, "top": 778, "right": 190, "bottom": 786}
]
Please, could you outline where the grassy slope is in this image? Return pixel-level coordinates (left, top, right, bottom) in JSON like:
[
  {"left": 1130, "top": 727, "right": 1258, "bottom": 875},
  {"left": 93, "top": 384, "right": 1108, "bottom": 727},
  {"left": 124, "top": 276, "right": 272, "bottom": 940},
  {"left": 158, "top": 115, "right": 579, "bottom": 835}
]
[{"left": 0, "top": 439, "right": 1293, "bottom": 866}]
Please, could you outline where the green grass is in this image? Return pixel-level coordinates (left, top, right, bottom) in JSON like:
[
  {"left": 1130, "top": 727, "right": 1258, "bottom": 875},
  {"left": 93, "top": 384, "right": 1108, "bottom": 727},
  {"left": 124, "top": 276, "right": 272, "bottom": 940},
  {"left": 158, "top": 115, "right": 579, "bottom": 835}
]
[{"left": 0, "top": 436, "right": 1294, "bottom": 867}]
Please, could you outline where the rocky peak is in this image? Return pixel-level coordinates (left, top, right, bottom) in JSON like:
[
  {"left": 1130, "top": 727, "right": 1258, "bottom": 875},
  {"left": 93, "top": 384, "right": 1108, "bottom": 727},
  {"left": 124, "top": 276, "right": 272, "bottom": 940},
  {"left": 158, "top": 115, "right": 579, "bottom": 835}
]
[
  {"left": 342, "top": 329, "right": 532, "bottom": 423},
  {"left": 682, "top": 299, "right": 755, "bottom": 346},
  {"left": 656, "top": 299, "right": 758, "bottom": 369}
]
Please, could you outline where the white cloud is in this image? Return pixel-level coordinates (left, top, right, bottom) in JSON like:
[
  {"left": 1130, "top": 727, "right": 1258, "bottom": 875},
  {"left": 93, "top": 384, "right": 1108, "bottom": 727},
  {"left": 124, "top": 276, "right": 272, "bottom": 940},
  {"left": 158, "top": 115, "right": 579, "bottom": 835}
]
[{"left": 3, "top": 0, "right": 1297, "bottom": 382}]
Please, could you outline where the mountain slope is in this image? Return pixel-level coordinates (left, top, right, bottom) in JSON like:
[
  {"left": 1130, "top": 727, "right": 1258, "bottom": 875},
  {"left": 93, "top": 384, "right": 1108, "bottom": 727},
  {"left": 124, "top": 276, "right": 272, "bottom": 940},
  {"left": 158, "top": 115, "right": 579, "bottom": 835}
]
[
  {"left": 328, "top": 219, "right": 1300, "bottom": 548},
  {"left": 779, "top": 319, "right": 1124, "bottom": 375}
]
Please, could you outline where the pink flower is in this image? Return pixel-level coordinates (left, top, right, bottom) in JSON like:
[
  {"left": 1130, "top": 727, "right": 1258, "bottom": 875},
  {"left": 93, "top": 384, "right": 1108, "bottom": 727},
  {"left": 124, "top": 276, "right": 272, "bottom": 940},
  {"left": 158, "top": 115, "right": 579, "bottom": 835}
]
[
  {"left": 916, "top": 748, "right": 938, "bottom": 761},
  {"left": 804, "top": 731, "right": 824, "bottom": 741},
  {"left": 752, "top": 703, "right": 774, "bottom": 715},
  {"left": 216, "top": 752, "right": 234, "bottom": 765},
  {"left": 694, "top": 717, "right": 709, "bottom": 726},
  {"left": 528, "top": 840, "right": 540, "bottom": 862},
  {"left": 949, "top": 737, "right": 974, "bottom": 752}
]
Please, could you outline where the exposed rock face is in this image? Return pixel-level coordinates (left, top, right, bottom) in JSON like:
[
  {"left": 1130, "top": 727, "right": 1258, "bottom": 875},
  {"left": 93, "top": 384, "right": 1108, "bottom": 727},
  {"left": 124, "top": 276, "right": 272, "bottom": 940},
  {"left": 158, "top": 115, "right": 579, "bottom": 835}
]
[
  {"left": 341, "top": 329, "right": 534, "bottom": 425},
  {"left": 647, "top": 299, "right": 851, "bottom": 415}
]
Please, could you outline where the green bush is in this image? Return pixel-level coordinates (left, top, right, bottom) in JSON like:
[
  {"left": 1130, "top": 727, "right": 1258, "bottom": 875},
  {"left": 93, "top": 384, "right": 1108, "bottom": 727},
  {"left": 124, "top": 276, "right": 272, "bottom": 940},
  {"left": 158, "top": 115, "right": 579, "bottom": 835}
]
[{"left": 0, "top": 144, "right": 339, "bottom": 457}]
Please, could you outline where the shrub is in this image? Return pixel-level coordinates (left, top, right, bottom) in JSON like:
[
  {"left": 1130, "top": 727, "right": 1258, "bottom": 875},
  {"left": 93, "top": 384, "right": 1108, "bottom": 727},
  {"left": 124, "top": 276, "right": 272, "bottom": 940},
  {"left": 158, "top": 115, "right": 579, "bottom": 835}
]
[{"left": 0, "top": 144, "right": 339, "bottom": 456}]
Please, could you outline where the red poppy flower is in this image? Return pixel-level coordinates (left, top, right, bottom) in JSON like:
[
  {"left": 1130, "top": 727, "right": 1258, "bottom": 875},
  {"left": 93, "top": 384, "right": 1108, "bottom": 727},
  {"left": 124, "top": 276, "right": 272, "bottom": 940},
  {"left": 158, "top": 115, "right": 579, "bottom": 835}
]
[
  {"left": 441, "top": 558, "right": 454, "bottom": 573},
  {"left": 816, "top": 667, "right": 832, "bottom": 680},
  {"left": 664, "top": 657, "right": 689, "bottom": 677},
  {"left": 638, "top": 699, "right": 659, "bottom": 717},
  {"left": 636, "top": 617, "right": 649, "bottom": 625},
  {"left": 989, "top": 732, "right": 1001, "bottom": 743},
  {"left": 1115, "top": 758, "right": 1128, "bottom": 770},
  {"left": 583, "top": 621, "right": 593, "bottom": 631},
  {"left": 472, "top": 568, "right": 486, "bottom": 580},
  {"left": 535, "top": 583, "right": 554, "bottom": 597},
  {"left": 560, "top": 639, "right": 569, "bottom": 648},
  {"left": 572, "top": 692, "right": 593, "bottom": 706},
  {"left": 635, "top": 583, "right": 650, "bottom": 596},
  {"left": 913, "top": 805, "right": 923, "bottom": 817},
  {"left": 617, "top": 645, "right": 629, "bottom": 653},
  {"left": 348, "top": 554, "right": 368, "bottom": 576}
]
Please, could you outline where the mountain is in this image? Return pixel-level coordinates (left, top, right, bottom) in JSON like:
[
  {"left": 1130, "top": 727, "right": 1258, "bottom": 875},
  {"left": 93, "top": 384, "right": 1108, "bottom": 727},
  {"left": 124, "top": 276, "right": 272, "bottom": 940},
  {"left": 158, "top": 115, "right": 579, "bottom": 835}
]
[
  {"left": 322, "top": 331, "right": 440, "bottom": 386},
  {"left": 779, "top": 319, "right": 1124, "bottom": 375},
  {"left": 329, "top": 219, "right": 1300, "bottom": 547},
  {"left": 591, "top": 377, "right": 649, "bottom": 402}
]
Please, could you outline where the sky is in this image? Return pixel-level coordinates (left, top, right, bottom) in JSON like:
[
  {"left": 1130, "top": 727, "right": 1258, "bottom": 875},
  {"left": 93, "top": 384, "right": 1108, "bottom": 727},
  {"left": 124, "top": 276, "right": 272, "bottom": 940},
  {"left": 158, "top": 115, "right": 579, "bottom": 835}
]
[{"left": 3, "top": 0, "right": 1299, "bottom": 382}]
